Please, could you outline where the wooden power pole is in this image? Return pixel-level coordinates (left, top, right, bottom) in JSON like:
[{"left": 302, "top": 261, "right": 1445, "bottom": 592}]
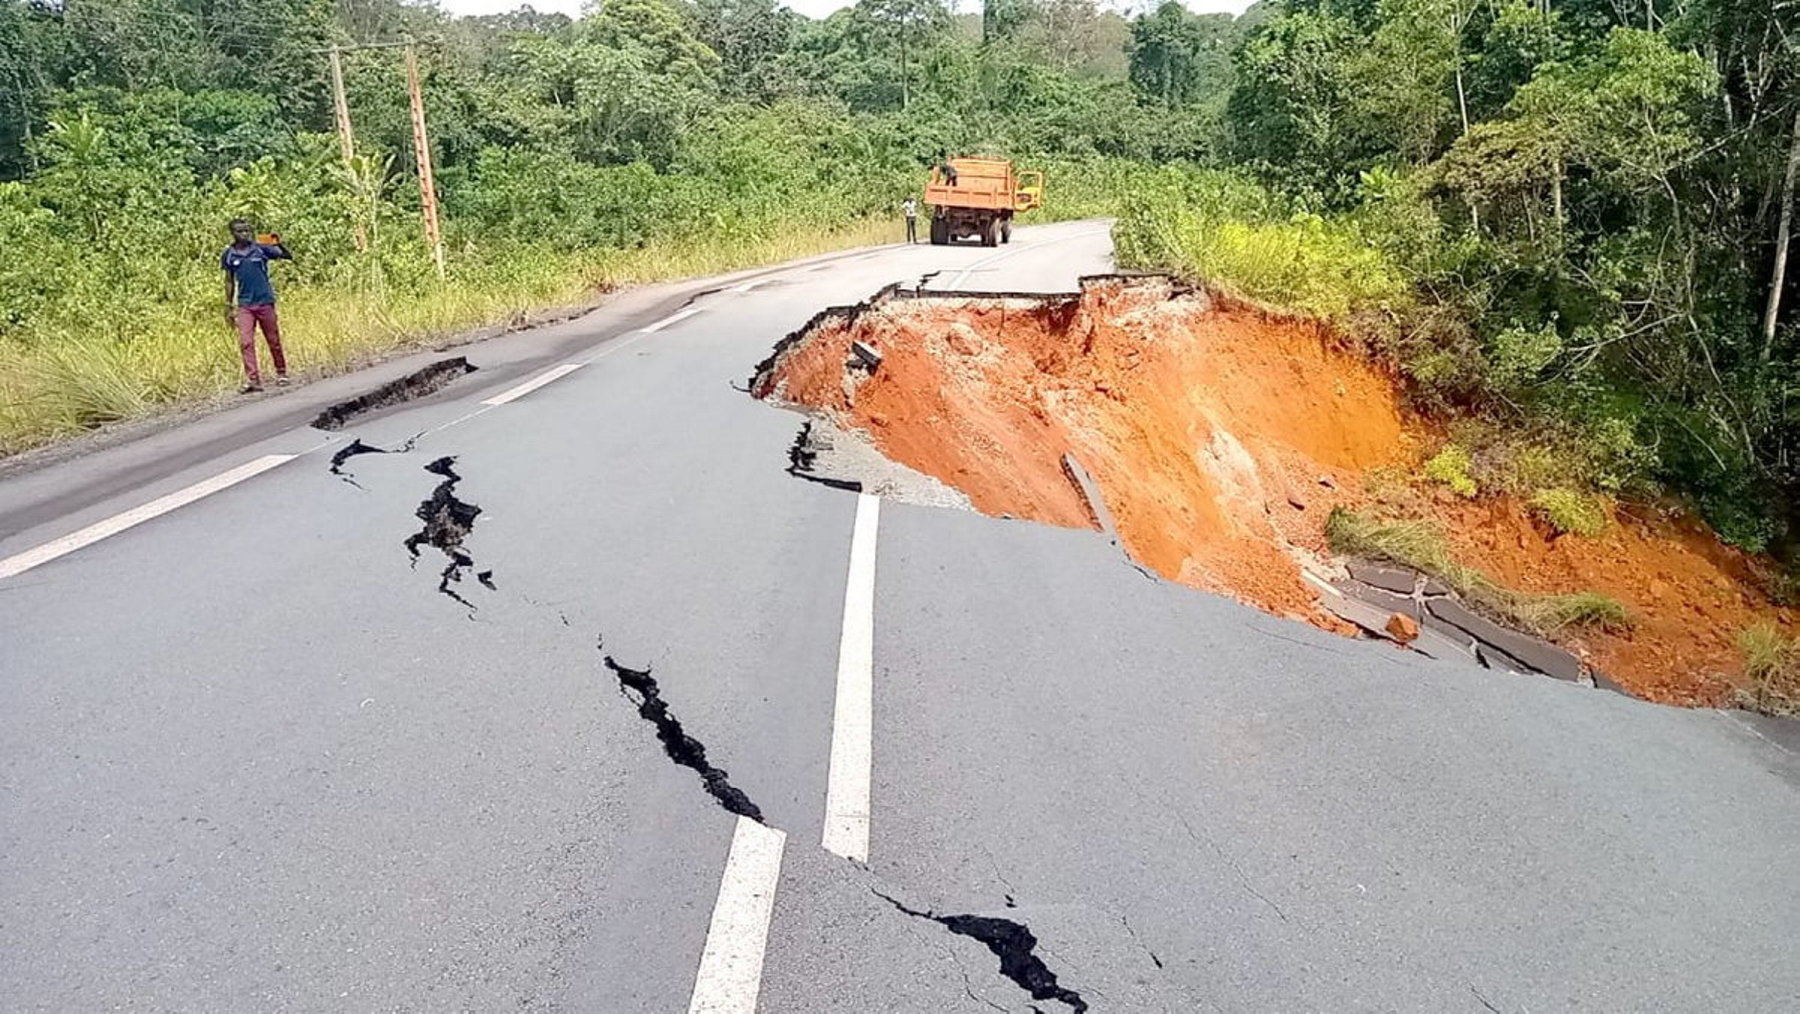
[
  {"left": 403, "top": 41, "right": 446, "bottom": 279},
  {"left": 326, "top": 46, "right": 367, "bottom": 252}
]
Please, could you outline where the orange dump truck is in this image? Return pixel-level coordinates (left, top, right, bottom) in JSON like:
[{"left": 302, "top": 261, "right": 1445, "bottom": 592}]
[{"left": 924, "top": 157, "right": 1045, "bottom": 247}]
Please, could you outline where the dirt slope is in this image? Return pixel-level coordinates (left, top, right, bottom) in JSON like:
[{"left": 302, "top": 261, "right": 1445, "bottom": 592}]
[{"left": 756, "top": 276, "right": 1795, "bottom": 704}]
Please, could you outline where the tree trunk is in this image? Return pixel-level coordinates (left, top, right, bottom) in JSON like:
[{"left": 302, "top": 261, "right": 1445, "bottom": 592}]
[
  {"left": 1451, "top": 8, "right": 1470, "bottom": 135},
  {"left": 1763, "top": 108, "right": 1800, "bottom": 362},
  {"left": 900, "top": 29, "right": 909, "bottom": 110},
  {"left": 1552, "top": 157, "right": 1564, "bottom": 230}
]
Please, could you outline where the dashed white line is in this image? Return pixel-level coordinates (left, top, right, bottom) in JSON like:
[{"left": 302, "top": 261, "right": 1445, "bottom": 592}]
[
  {"left": 643, "top": 306, "right": 703, "bottom": 332},
  {"left": 687, "top": 817, "right": 788, "bottom": 1014},
  {"left": 821, "top": 492, "right": 880, "bottom": 863},
  {"left": 0, "top": 454, "right": 298, "bottom": 581},
  {"left": 480, "top": 363, "right": 583, "bottom": 406}
]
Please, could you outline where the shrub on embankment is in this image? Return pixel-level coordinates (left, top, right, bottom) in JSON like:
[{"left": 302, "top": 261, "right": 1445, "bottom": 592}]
[{"left": 1113, "top": 168, "right": 1799, "bottom": 569}]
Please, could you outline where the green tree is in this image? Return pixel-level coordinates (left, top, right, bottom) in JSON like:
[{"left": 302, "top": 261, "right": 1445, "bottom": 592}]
[{"left": 1127, "top": 2, "right": 1233, "bottom": 109}]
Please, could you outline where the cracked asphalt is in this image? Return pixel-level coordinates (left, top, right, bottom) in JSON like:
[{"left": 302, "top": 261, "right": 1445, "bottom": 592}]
[{"left": 3, "top": 221, "right": 1800, "bottom": 1011}]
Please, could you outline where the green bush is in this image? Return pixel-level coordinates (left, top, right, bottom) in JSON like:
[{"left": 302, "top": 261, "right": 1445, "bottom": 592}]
[
  {"left": 1423, "top": 444, "right": 1479, "bottom": 498},
  {"left": 1528, "top": 488, "right": 1607, "bottom": 537}
]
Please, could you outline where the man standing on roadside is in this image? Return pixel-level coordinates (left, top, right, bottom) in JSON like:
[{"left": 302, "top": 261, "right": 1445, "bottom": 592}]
[
  {"left": 222, "top": 218, "right": 292, "bottom": 393},
  {"left": 903, "top": 196, "right": 918, "bottom": 243}
]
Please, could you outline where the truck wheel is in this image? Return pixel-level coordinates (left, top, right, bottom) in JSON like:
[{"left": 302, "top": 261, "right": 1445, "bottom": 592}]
[
  {"left": 929, "top": 218, "right": 947, "bottom": 245},
  {"left": 1001, "top": 219, "right": 1012, "bottom": 244},
  {"left": 981, "top": 218, "right": 998, "bottom": 248}
]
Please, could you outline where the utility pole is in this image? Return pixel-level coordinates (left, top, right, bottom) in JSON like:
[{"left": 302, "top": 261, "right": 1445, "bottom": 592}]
[
  {"left": 404, "top": 41, "right": 446, "bottom": 279},
  {"left": 326, "top": 46, "right": 366, "bottom": 252}
]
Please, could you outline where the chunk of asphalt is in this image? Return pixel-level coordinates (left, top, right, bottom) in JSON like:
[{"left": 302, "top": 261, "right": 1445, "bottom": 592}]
[
  {"left": 601, "top": 648, "right": 765, "bottom": 823},
  {"left": 311, "top": 357, "right": 478, "bottom": 431},
  {"left": 1061, "top": 453, "right": 1119, "bottom": 545},
  {"left": 1345, "top": 560, "right": 1420, "bottom": 595},
  {"left": 1321, "top": 593, "right": 1406, "bottom": 642},
  {"left": 1333, "top": 581, "right": 1478, "bottom": 661},
  {"left": 874, "top": 890, "right": 1088, "bottom": 1014},
  {"left": 1333, "top": 581, "right": 1420, "bottom": 618},
  {"left": 1426, "top": 598, "right": 1585, "bottom": 682},
  {"left": 1409, "top": 622, "right": 1479, "bottom": 664},
  {"left": 1475, "top": 641, "right": 1532, "bottom": 676},
  {"left": 850, "top": 340, "right": 883, "bottom": 370},
  {"left": 401, "top": 456, "right": 489, "bottom": 610},
  {"left": 785, "top": 420, "right": 863, "bottom": 493}
]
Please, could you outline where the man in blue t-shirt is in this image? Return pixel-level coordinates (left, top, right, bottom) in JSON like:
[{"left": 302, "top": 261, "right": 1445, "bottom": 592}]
[{"left": 222, "top": 218, "right": 293, "bottom": 393}]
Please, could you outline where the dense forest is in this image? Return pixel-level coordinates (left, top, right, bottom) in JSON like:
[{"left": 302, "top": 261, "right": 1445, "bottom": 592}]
[
  {"left": 1, "top": 0, "right": 1797, "bottom": 568},
  {"left": 1113, "top": 0, "right": 1800, "bottom": 563}
]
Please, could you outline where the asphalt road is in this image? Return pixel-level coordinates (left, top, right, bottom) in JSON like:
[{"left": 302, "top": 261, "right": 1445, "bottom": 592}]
[{"left": 3, "top": 221, "right": 1799, "bottom": 1012}]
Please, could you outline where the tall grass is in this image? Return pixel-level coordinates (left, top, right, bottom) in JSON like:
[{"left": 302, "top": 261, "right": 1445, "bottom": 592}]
[
  {"left": 1111, "top": 168, "right": 1409, "bottom": 320},
  {"left": 0, "top": 216, "right": 903, "bottom": 455},
  {"left": 1737, "top": 624, "right": 1799, "bottom": 715},
  {"left": 1325, "top": 507, "right": 1630, "bottom": 635}
]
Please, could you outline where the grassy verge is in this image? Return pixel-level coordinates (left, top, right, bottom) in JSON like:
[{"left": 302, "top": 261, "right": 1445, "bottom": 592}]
[
  {"left": 1325, "top": 507, "right": 1630, "bottom": 636},
  {"left": 0, "top": 217, "right": 903, "bottom": 456}
]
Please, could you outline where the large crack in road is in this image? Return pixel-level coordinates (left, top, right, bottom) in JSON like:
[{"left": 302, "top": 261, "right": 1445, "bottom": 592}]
[
  {"left": 340, "top": 430, "right": 1099, "bottom": 1008},
  {"left": 601, "top": 644, "right": 766, "bottom": 823},
  {"left": 875, "top": 889, "right": 1090, "bottom": 1013},
  {"left": 402, "top": 455, "right": 490, "bottom": 611},
  {"left": 328, "top": 433, "right": 419, "bottom": 488}
]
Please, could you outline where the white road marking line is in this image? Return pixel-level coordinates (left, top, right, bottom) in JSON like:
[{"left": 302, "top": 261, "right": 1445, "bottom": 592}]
[
  {"left": 731, "top": 278, "right": 770, "bottom": 293},
  {"left": 688, "top": 817, "right": 788, "bottom": 1014},
  {"left": 822, "top": 492, "right": 880, "bottom": 863},
  {"left": 1302, "top": 571, "right": 1341, "bottom": 597},
  {"left": 423, "top": 323, "right": 656, "bottom": 438},
  {"left": 0, "top": 454, "right": 297, "bottom": 581},
  {"left": 643, "top": 306, "right": 702, "bottom": 332},
  {"left": 480, "top": 363, "right": 583, "bottom": 406}
]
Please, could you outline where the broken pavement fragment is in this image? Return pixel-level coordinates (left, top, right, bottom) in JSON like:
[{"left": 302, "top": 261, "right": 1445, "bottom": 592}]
[
  {"left": 875, "top": 890, "right": 1089, "bottom": 1014},
  {"left": 1426, "top": 597, "right": 1585, "bottom": 682},
  {"left": 602, "top": 647, "right": 765, "bottom": 823},
  {"left": 402, "top": 455, "right": 489, "bottom": 609}
]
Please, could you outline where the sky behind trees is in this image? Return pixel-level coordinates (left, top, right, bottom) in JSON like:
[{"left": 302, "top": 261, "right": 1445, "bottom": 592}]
[{"left": 440, "top": 0, "right": 1258, "bottom": 21}]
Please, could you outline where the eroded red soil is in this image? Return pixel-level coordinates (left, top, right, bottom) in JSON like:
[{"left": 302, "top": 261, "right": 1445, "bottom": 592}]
[{"left": 757, "top": 277, "right": 1796, "bottom": 704}]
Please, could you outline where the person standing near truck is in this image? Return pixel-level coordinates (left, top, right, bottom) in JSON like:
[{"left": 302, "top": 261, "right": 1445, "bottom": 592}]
[
  {"left": 903, "top": 196, "right": 918, "bottom": 243},
  {"left": 222, "top": 218, "right": 292, "bottom": 393}
]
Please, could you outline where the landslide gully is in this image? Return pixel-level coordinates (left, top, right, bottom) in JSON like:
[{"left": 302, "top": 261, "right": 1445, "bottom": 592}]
[
  {"left": 752, "top": 275, "right": 1797, "bottom": 705},
  {"left": 754, "top": 275, "right": 1407, "bottom": 623}
]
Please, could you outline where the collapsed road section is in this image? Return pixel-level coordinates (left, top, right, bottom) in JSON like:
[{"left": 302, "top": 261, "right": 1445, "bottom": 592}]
[{"left": 750, "top": 274, "right": 1799, "bottom": 708}]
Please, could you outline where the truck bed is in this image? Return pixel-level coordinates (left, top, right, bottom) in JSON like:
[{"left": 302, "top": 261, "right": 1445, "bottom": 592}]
[{"left": 925, "top": 158, "right": 1017, "bottom": 211}]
